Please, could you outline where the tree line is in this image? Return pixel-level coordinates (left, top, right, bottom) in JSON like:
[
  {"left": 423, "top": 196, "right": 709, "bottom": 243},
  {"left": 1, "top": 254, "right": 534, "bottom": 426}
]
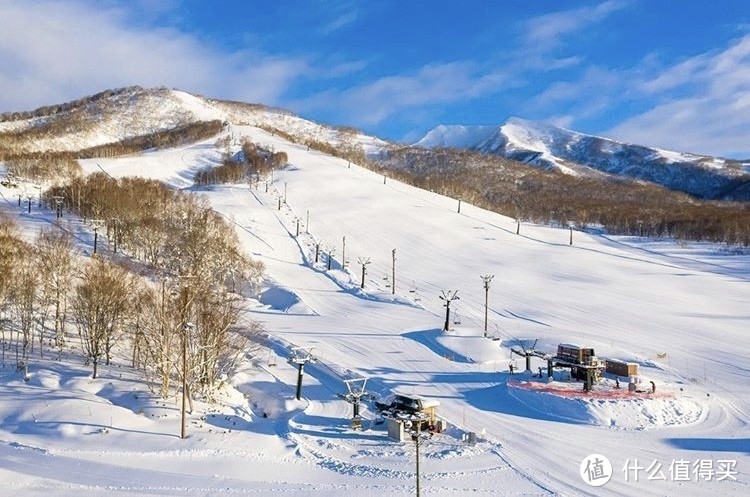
[
  {"left": 3, "top": 155, "right": 82, "bottom": 184},
  {"left": 378, "top": 147, "right": 750, "bottom": 245},
  {"left": 261, "top": 124, "right": 750, "bottom": 246},
  {"left": 1, "top": 175, "right": 265, "bottom": 402},
  {"left": 0, "top": 86, "right": 145, "bottom": 123},
  {"left": 1, "top": 120, "right": 224, "bottom": 162},
  {"left": 194, "top": 138, "right": 288, "bottom": 186}
]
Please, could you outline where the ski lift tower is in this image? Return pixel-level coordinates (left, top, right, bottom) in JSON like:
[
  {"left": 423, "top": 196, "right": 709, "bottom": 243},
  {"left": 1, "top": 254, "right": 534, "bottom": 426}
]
[
  {"left": 52, "top": 195, "right": 64, "bottom": 219},
  {"left": 342, "top": 378, "right": 368, "bottom": 430},
  {"left": 289, "top": 347, "right": 315, "bottom": 400},
  {"left": 510, "top": 338, "right": 550, "bottom": 374},
  {"left": 439, "top": 290, "right": 460, "bottom": 331}
]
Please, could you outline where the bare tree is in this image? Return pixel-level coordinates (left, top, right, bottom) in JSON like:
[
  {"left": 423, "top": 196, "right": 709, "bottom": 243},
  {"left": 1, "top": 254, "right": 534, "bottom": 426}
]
[
  {"left": 9, "top": 255, "right": 39, "bottom": 366},
  {"left": 71, "top": 257, "right": 134, "bottom": 378},
  {"left": 0, "top": 215, "right": 24, "bottom": 314},
  {"left": 36, "top": 228, "right": 75, "bottom": 351},
  {"left": 138, "top": 280, "right": 181, "bottom": 397},
  {"left": 190, "top": 286, "right": 242, "bottom": 391}
]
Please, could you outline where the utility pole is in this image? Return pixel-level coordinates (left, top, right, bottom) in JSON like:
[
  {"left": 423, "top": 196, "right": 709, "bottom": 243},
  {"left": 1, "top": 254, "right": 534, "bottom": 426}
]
[
  {"left": 439, "top": 290, "right": 459, "bottom": 332},
  {"left": 404, "top": 418, "right": 430, "bottom": 497},
  {"left": 392, "top": 249, "right": 397, "bottom": 295},
  {"left": 481, "top": 275, "right": 494, "bottom": 337},
  {"left": 358, "top": 257, "right": 371, "bottom": 289},
  {"left": 413, "top": 427, "right": 421, "bottom": 497},
  {"left": 457, "top": 200, "right": 461, "bottom": 213},
  {"left": 289, "top": 347, "right": 314, "bottom": 400}
]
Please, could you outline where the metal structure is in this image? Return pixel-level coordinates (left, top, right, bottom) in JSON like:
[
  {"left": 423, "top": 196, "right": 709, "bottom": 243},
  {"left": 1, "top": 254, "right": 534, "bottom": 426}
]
[
  {"left": 480, "top": 274, "right": 494, "bottom": 337},
  {"left": 439, "top": 290, "right": 459, "bottom": 331},
  {"left": 326, "top": 246, "right": 335, "bottom": 270},
  {"left": 552, "top": 343, "right": 605, "bottom": 390},
  {"left": 289, "top": 347, "right": 315, "bottom": 400},
  {"left": 342, "top": 378, "right": 368, "bottom": 430},
  {"left": 358, "top": 257, "right": 371, "bottom": 289},
  {"left": 391, "top": 249, "right": 397, "bottom": 295},
  {"left": 91, "top": 219, "right": 105, "bottom": 254},
  {"left": 52, "top": 195, "right": 64, "bottom": 219},
  {"left": 404, "top": 416, "right": 432, "bottom": 497},
  {"left": 509, "top": 338, "right": 550, "bottom": 374}
]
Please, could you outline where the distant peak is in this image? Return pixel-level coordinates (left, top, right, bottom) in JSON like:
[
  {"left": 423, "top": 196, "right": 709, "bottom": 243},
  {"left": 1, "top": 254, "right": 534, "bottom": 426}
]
[
  {"left": 414, "top": 123, "right": 500, "bottom": 148},
  {"left": 504, "top": 116, "right": 532, "bottom": 125},
  {"left": 502, "top": 116, "right": 571, "bottom": 133}
]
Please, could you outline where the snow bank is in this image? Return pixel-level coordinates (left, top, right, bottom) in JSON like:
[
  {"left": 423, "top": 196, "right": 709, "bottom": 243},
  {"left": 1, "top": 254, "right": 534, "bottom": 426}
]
[{"left": 508, "top": 380, "right": 705, "bottom": 429}]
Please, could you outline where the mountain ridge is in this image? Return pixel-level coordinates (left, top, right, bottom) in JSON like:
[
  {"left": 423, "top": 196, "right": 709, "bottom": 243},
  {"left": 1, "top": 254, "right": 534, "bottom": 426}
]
[
  {"left": 416, "top": 118, "right": 750, "bottom": 200},
  {"left": 2, "top": 86, "right": 750, "bottom": 201},
  {"left": 0, "top": 86, "right": 385, "bottom": 157}
]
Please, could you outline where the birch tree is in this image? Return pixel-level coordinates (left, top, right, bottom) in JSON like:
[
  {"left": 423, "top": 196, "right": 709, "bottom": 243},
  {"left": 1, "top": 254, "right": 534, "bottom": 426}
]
[{"left": 72, "top": 257, "right": 133, "bottom": 378}]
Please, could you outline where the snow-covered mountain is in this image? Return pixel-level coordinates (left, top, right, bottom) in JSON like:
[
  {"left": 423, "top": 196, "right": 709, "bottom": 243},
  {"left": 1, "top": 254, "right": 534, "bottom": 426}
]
[
  {"left": 416, "top": 118, "right": 750, "bottom": 200},
  {"left": 5, "top": 87, "right": 750, "bottom": 201},
  {"left": 2, "top": 87, "right": 749, "bottom": 496},
  {"left": 0, "top": 86, "right": 387, "bottom": 155},
  {"left": 3, "top": 115, "right": 749, "bottom": 496}
]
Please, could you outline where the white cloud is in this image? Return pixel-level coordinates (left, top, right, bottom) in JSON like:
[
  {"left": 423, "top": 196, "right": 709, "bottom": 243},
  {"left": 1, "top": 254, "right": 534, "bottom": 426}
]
[
  {"left": 527, "top": 66, "right": 624, "bottom": 122},
  {"left": 320, "top": 10, "right": 359, "bottom": 35},
  {"left": 0, "top": 0, "right": 307, "bottom": 112},
  {"left": 296, "top": 62, "right": 509, "bottom": 126},
  {"left": 608, "top": 34, "right": 750, "bottom": 157},
  {"left": 545, "top": 114, "right": 576, "bottom": 129},
  {"left": 509, "top": 1, "right": 629, "bottom": 75},
  {"left": 522, "top": 0, "right": 629, "bottom": 51}
]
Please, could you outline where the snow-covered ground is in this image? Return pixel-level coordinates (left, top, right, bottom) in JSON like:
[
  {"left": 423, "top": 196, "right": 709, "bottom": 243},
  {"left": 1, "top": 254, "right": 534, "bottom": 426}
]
[{"left": 1, "top": 125, "right": 748, "bottom": 496}]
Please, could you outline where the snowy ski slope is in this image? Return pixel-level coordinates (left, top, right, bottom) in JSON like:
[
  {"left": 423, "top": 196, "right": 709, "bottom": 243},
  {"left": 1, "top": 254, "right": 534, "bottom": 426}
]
[{"left": 0, "top": 124, "right": 747, "bottom": 496}]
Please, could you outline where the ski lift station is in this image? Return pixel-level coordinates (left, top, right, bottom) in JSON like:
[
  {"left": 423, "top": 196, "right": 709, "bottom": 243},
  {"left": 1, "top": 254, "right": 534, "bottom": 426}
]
[
  {"left": 376, "top": 394, "right": 443, "bottom": 442},
  {"left": 513, "top": 341, "right": 640, "bottom": 391}
]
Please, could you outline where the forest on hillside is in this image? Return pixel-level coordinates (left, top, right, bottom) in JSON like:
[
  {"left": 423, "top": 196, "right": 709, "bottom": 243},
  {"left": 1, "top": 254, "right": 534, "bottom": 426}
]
[
  {"left": 256, "top": 125, "right": 750, "bottom": 246},
  {"left": 1, "top": 174, "right": 264, "bottom": 399}
]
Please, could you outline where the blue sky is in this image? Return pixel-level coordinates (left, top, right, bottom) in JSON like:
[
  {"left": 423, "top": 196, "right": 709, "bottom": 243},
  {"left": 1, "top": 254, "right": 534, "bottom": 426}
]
[{"left": 1, "top": 0, "right": 750, "bottom": 157}]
